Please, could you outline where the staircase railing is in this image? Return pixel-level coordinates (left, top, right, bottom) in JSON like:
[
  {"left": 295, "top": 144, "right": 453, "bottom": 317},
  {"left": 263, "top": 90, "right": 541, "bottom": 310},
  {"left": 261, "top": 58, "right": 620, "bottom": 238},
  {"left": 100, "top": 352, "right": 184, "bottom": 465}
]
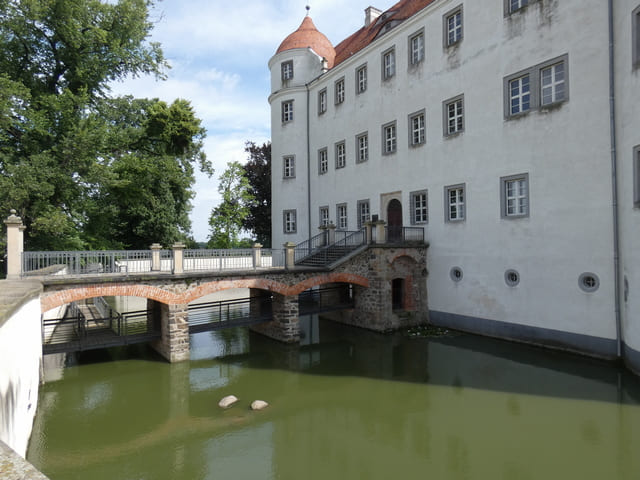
[{"left": 294, "top": 230, "right": 329, "bottom": 263}]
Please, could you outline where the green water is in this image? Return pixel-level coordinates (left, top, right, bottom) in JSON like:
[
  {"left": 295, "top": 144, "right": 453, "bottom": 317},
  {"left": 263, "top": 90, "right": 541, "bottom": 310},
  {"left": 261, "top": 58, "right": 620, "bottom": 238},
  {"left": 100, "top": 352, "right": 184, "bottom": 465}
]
[{"left": 28, "top": 317, "right": 640, "bottom": 480}]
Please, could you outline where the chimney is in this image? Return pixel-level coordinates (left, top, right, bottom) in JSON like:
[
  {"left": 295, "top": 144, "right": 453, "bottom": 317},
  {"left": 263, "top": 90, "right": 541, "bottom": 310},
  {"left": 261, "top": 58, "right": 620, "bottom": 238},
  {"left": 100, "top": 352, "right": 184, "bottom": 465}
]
[{"left": 365, "top": 6, "right": 382, "bottom": 27}]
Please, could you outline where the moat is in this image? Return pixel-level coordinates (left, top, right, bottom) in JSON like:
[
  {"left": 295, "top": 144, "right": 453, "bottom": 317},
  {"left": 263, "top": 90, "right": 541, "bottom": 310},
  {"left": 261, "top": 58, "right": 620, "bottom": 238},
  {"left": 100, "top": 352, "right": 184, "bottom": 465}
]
[{"left": 28, "top": 315, "right": 640, "bottom": 480}]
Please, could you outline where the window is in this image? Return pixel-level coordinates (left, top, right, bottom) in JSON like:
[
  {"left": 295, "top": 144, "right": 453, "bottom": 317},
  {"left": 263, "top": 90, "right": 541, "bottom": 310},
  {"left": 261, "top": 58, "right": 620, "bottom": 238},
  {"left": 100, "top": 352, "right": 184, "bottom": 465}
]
[
  {"left": 335, "top": 78, "right": 345, "bottom": 104},
  {"left": 634, "top": 145, "right": 640, "bottom": 207},
  {"left": 444, "top": 184, "right": 465, "bottom": 222},
  {"left": 409, "top": 110, "right": 426, "bottom": 146},
  {"left": 634, "top": 6, "right": 640, "bottom": 67},
  {"left": 541, "top": 62, "right": 565, "bottom": 106},
  {"left": 409, "top": 31, "right": 425, "bottom": 66},
  {"left": 450, "top": 266, "right": 463, "bottom": 282},
  {"left": 318, "top": 148, "right": 328, "bottom": 174},
  {"left": 318, "top": 89, "right": 327, "bottom": 115},
  {"left": 282, "top": 100, "right": 293, "bottom": 123},
  {"left": 382, "top": 48, "right": 396, "bottom": 80},
  {"left": 444, "top": 6, "right": 463, "bottom": 47},
  {"left": 356, "top": 133, "right": 369, "bottom": 163},
  {"left": 281, "top": 60, "right": 293, "bottom": 81},
  {"left": 335, "top": 141, "right": 346, "bottom": 169},
  {"left": 509, "top": 74, "right": 530, "bottom": 115},
  {"left": 410, "top": 190, "right": 428, "bottom": 224},
  {"left": 507, "top": 0, "right": 529, "bottom": 13},
  {"left": 505, "top": 269, "right": 520, "bottom": 287},
  {"left": 356, "top": 65, "right": 367, "bottom": 93},
  {"left": 336, "top": 203, "right": 348, "bottom": 230},
  {"left": 501, "top": 173, "right": 529, "bottom": 218},
  {"left": 504, "top": 55, "right": 569, "bottom": 117},
  {"left": 357, "top": 200, "right": 370, "bottom": 228},
  {"left": 578, "top": 272, "right": 600, "bottom": 293},
  {"left": 283, "top": 210, "right": 297, "bottom": 234},
  {"left": 319, "top": 206, "right": 330, "bottom": 227},
  {"left": 443, "top": 95, "right": 464, "bottom": 136},
  {"left": 283, "top": 156, "right": 295, "bottom": 178},
  {"left": 382, "top": 121, "right": 397, "bottom": 154}
]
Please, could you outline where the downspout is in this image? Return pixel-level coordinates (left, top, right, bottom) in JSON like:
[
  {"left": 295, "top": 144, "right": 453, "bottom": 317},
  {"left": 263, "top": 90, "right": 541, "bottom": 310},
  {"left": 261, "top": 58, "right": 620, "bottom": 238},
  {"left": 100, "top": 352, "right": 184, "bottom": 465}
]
[
  {"left": 607, "top": 0, "right": 622, "bottom": 359},
  {"left": 306, "top": 83, "right": 312, "bottom": 240}
]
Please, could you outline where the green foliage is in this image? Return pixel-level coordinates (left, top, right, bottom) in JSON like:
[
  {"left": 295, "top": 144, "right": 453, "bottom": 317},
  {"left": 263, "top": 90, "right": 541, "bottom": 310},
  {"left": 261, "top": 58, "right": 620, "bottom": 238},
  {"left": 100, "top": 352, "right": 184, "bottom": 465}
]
[
  {"left": 207, "top": 162, "right": 254, "bottom": 249},
  {"left": 241, "top": 141, "right": 271, "bottom": 247},
  {"left": 0, "top": 0, "right": 211, "bottom": 251}
]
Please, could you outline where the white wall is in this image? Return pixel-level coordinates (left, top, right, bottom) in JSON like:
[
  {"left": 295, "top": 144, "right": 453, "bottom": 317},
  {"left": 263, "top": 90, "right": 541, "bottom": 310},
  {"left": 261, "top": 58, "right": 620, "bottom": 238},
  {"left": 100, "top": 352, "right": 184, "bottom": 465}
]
[{"left": 0, "top": 297, "right": 42, "bottom": 457}]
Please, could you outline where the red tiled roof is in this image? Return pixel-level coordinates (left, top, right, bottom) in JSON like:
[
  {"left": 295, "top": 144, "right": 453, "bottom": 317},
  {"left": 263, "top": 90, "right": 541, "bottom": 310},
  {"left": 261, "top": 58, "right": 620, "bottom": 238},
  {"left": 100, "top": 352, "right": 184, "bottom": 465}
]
[
  {"left": 334, "top": 0, "right": 436, "bottom": 66},
  {"left": 276, "top": 16, "right": 337, "bottom": 68}
]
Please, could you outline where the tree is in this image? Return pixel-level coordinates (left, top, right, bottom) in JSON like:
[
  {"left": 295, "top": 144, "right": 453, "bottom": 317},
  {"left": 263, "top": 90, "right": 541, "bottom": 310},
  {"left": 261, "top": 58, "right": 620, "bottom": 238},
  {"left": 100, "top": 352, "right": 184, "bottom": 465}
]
[
  {"left": 241, "top": 141, "right": 271, "bottom": 247},
  {"left": 0, "top": 0, "right": 211, "bottom": 251},
  {"left": 207, "top": 162, "right": 254, "bottom": 249}
]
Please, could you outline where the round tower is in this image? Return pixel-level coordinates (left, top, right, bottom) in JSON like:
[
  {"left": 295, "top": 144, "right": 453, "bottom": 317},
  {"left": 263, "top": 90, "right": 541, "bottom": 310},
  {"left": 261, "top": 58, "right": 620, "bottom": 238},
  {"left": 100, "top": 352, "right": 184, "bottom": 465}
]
[{"left": 269, "top": 12, "right": 335, "bottom": 246}]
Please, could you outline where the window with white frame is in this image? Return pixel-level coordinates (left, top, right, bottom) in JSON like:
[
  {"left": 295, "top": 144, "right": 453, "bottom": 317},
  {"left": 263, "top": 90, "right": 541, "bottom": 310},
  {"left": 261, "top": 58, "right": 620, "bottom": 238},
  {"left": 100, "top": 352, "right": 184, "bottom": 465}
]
[
  {"left": 282, "top": 100, "right": 293, "bottom": 123},
  {"left": 357, "top": 200, "right": 370, "bottom": 228},
  {"left": 318, "top": 89, "right": 327, "bottom": 115},
  {"left": 335, "top": 141, "right": 346, "bottom": 169},
  {"left": 356, "top": 133, "right": 368, "bottom": 163},
  {"left": 319, "top": 206, "right": 330, "bottom": 227},
  {"left": 382, "top": 48, "right": 396, "bottom": 80},
  {"left": 410, "top": 190, "right": 428, "bottom": 224},
  {"left": 507, "top": 0, "right": 529, "bottom": 13},
  {"left": 409, "top": 110, "right": 425, "bottom": 146},
  {"left": 283, "top": 156, "right": 295, "bottom": 178},
  {"left": 509, "top": 74, "right": 530, "bottom": 115},
  {"left": 444, "top": 6, "right": 463, "bottom": 47},
  {"left": 336, "top": 203, "right": 348, "bottom": 230},
  {"left": 445, "top": 184, "right": 465, "bottom": 222},
  {"left": 382, "top": 121, "right": 397, "bottom": 154},
  {"left": 281, "top": 60, "right": 293, "bottom": 81},
  {"left": 444, "top": 95, "right": 464, "bottom": 136},
  {"left": 409, "top": 30, "right": 425, "bottom": 66},
  {"left": 634, "top": 145, "right": 640, "bottom": 208},
  {"left": 356, "top": 65, "right": 367, "bottom": 93},
  {"left": 318, "top": 148, "right": 328, "bottom": 174},
  {"left": 501, "top": 173, "right": 529, "bottom": 218},
  {"left": 504, "top": 55, "right": 568, "bottom": 118},
  {"left": 634, "top": 6, "right": 640, "bottom": 67},
  {"left": 335, "top": 78, "right": 345, "bottom": 104},
  {"left": 541, "top": 61, "right": 565, "bottom": 106},
  {"left": 283, "top": 209, "right": 297, "bottom": 233}
]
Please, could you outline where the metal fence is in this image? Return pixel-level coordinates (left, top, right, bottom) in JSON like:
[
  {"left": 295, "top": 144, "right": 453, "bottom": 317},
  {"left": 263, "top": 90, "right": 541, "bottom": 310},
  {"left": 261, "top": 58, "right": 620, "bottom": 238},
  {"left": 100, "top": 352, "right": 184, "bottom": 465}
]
[{"left": 22, "top": 250, "right": 156, "bottom": 276}]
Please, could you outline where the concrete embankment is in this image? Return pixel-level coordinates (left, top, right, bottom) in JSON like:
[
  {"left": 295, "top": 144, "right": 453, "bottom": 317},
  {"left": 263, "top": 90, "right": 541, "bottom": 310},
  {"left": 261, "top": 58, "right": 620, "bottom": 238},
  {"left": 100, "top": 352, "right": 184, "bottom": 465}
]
[{"left": 0, "top": 280, "right": 43, "bottom": 458}]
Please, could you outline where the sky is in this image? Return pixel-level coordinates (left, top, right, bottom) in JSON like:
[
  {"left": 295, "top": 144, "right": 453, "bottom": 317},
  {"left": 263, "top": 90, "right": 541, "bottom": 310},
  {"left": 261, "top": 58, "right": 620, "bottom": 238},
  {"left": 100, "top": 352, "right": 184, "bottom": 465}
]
[{"left": 110, "top": 0, "right": 387, "bottom": 242}]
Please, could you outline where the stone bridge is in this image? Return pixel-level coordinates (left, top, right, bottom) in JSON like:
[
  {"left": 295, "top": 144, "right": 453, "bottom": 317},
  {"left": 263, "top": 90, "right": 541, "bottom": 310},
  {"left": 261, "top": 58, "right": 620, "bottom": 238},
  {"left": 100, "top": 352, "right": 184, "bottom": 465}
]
[{"left": 38, "top": 245, "right": 428, "bottom": 362}]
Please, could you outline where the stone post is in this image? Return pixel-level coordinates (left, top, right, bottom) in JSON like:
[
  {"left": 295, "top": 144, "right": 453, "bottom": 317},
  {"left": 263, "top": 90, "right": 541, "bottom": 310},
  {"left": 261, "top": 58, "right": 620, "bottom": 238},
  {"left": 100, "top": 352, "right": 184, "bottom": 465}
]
[
  {"left": 252, "top": 243, "right": 262, "bottom": 269},
  {"left": 150, "top": 243, "right": 162, "bottom": 271},
  {"left": 364, "top": 221, "right": 373, "bottom": 244},
  {"left": 318, "top": 225, "right": 328, "bottom": 246},
  {"left": 172, "top": 243, "right": 185, "bottom": 274},
  {"left": 4, "top": 210, "right": 25, "bottom": 279},
  {"left": 373, "top": 220, "right": 386, "bottom": 245},
  {"left": 284, "top": 242, "right": 296, "bottom": 270},
  {"left": 327, "top": 222, "right": 336, "bottom": 244}
]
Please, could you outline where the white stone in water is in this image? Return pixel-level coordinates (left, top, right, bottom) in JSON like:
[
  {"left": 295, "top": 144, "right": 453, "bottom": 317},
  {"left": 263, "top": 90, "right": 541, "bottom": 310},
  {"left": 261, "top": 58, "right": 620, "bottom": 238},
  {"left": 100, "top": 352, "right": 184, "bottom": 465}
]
[
  {"left": 218, "top": 395, "right": 238, "bottom": 409},
  {"left": 251, "top": 400, "right": 269, "bottom": 411}
]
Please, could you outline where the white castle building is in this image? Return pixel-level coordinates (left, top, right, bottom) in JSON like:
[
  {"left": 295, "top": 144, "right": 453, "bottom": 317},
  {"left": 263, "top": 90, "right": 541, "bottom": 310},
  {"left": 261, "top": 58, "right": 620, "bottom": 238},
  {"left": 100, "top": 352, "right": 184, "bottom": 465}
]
[{"left": 269, "top": 0, "right": 640, "bottom": 373}]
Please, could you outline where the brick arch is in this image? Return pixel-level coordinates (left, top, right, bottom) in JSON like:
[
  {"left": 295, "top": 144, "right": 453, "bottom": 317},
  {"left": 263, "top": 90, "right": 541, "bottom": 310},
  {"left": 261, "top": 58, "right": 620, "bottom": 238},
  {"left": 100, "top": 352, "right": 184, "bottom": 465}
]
[
  {"left": 389, "top": 250, "right": 421, "bottom": 266},
  {"left": 287, "top": 272, "right": 369, "bottom": 295},
  {"left": 182, "top": 278, "right": 292, "bottom": 304},
  {"left": 40, "top": 285, "right": 180, "bottom": 313}
]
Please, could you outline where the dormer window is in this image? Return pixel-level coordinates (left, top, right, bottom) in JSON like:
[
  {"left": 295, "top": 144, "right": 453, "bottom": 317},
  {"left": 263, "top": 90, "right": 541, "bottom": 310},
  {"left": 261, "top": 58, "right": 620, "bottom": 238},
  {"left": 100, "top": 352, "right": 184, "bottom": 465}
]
[{"left": 281, "top": 60, "right": 294, "bottom": 81}]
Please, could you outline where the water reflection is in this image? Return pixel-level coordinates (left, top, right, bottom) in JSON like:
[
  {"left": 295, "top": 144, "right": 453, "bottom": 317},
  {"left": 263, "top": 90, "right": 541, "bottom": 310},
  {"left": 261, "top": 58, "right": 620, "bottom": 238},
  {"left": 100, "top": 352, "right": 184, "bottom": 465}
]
[{"left": 29, "top": 316, "right": 640, "bottom": 480}]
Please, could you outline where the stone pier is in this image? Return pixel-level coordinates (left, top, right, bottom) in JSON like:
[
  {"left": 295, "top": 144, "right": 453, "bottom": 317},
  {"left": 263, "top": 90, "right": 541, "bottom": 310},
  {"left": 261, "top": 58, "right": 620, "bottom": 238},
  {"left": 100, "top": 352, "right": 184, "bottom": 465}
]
[
  {"left": 250, "top": 293, "right": 300, "bottom": 343},
  {"left": 150, "top": 301, "right": 190, "bottom": 362}
]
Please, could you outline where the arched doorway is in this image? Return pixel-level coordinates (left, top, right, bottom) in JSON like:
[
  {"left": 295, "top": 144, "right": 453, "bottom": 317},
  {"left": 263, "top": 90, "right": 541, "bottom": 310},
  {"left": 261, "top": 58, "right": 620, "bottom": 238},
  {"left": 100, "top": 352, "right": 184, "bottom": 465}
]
[
  {"left": 387, "top": 199, "right": 403, "bottom": 242},
  {"left": 392, "top": 278, "right": 405, "bottom": 311}
]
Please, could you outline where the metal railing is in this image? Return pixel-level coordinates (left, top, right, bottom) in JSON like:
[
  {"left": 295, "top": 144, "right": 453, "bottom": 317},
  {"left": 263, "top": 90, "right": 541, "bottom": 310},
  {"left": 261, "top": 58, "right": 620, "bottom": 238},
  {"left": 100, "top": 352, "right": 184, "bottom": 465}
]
[
  {"left": 22, "top": 250, "right": 156, "bottom": 276},
  {"left": 294, "top": 231, "right": 329, "bottom": 263},
  {"left": 183, "top": 249, "right": 254, "bottom": 271},
  {"left": 377, "top": 226, "right": 425, "bottom": 244},
  {"left": 295, "top": 229, "right": 367, "bottom": 267}
]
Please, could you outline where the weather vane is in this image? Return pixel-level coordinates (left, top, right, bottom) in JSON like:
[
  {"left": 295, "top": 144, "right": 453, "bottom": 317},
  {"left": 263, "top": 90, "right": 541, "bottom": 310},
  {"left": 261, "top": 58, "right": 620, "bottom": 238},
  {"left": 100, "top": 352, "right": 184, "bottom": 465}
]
[{"left": 306, "top": 5, "right": 310, "bottom": 16}]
